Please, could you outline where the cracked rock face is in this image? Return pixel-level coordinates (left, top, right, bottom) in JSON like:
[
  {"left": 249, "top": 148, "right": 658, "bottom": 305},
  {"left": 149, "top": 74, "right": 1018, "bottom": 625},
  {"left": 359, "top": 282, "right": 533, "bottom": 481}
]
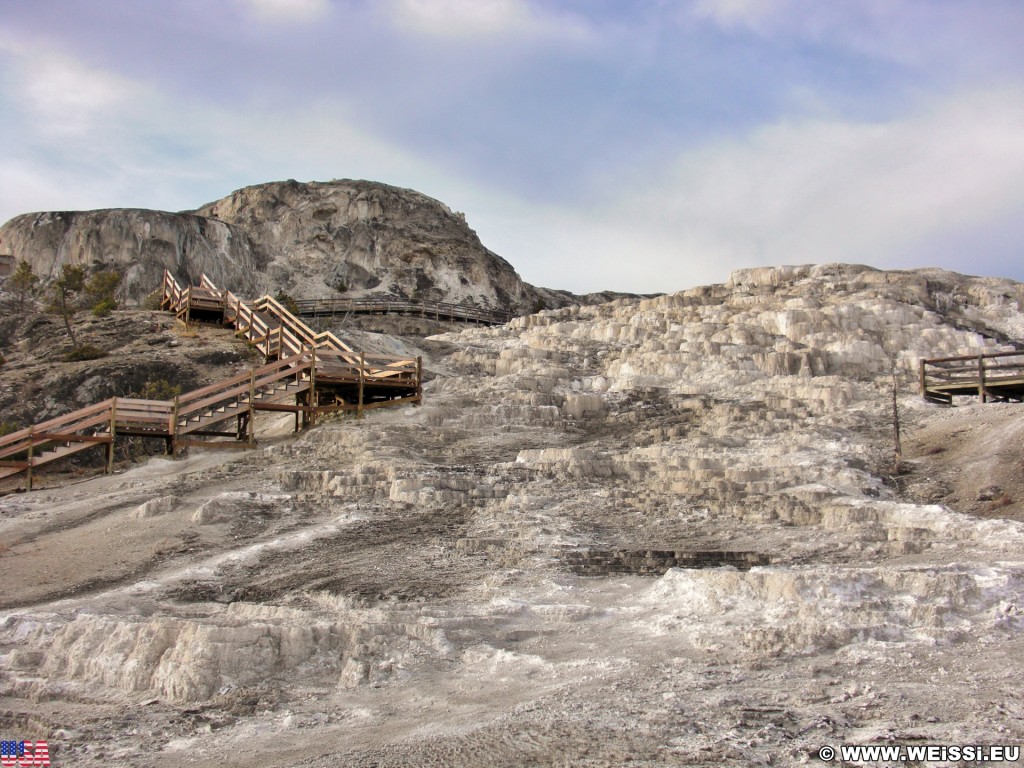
[
  {"left": 0, "top": 264, "right": 1023, "bottom": 766},
  {"left": 1, "top": 179, "right": 643, "bottom": 314},
  {"left": 0, "top": 209, "right": 266, "bottom": 302},
  {"left": 0, "top": 179, "right": 537, "bottom": 311},
  {"left": 194, "top": 179, "right": 532, "bottom": 310}
]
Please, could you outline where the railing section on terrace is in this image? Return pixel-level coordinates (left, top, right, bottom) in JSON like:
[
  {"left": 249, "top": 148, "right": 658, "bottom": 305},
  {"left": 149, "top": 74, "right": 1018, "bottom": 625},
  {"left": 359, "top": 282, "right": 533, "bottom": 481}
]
[
  {"left": 0, "top": 400, "right": 118, "bottom": 485},
  {"left": 920, "top": 350, "right": 1024, "bottom": 404},
  {"left": 0, "top": 353, "right": 315, "bottom": 488},
  {"left": 164, "top": 271, "right": 513, "bottom": 327},
  {"left": 292, "top": 296, "right": 513, "bottom": 325},
  {"left": 166, "top": 272, "right": 419, "bottom": 385}
]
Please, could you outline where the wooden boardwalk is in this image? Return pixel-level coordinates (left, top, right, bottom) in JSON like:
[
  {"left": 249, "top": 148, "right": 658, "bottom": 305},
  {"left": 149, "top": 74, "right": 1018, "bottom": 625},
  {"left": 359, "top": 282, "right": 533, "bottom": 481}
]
[
  {"left": 292, "top": 296, "right": 512, "bottom": 325},
  {"left": 0, "top": 273, "right": 422, "bottom": 488},
  {"left": 920, "top": 350, "right": 1024, "bottom": 404}
]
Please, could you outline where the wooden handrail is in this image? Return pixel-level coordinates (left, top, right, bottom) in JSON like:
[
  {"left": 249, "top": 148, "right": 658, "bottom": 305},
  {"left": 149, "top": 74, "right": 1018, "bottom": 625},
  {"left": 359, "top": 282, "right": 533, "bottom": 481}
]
[
  {"left": 0, "top": 400, "right": 115, "bottom": 451},
  {"left": 921, "top": 350, "right": 1024, "bottom": 366},
  {"left": 253, "top": 295, "right": 355, "bottom": 355},
  {"left": 177, "top": 369, "right": 253, "bottom": 405},
  {"left": 920, "top": 350, "right": 1024, "bottom": 403},
  {"left": 0, "top": 401, "right": 115, "bottom": 463},
  {"left": 1, "top": 354, "right": 314, "bottom": 468},
  {"left": 292, "top": 296, "right": 513, "bottom": 325},
  {"left": 164, "top": 271, "right": 375, "bottom": 367},
  {"left": 176, "top": 354, "right": 309, "bottom": 418},
  {"left": 162, "top": 271, "right": 186, "bottom": 311}
]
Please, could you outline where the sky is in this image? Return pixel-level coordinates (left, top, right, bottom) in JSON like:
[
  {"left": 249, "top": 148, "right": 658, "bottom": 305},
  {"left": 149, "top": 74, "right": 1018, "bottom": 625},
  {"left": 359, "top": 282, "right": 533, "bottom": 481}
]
[{"left": 1, "top": 0, "right": 1022, "bottom": 294}]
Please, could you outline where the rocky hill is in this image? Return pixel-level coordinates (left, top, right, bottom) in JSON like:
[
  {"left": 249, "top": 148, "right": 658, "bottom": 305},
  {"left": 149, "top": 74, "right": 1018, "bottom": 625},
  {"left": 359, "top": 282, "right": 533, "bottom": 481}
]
[
  {"left": 0, "top": 209, "right": 266, "bottom": 301},
  {"left": 0, "top": 263, "right": 1022, "bottom": 766},
  {"left": 0, "top": 179, "right": 617, "bottom": 313},
  {"left": 194, "top": 179, "right": 534, "bottom": 311}
]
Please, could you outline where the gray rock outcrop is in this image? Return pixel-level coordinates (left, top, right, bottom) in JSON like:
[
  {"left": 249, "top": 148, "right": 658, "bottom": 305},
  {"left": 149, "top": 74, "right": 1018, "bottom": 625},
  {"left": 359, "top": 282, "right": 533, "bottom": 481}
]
[
  {"left": 193, "top": 179, "right": 532, "bottom": 311},
  {"left": 0, "top": 209, "right": 266, "bottom": 303},
  {"left": 0, "top": 179, "right": 645, "bottom": 314}
]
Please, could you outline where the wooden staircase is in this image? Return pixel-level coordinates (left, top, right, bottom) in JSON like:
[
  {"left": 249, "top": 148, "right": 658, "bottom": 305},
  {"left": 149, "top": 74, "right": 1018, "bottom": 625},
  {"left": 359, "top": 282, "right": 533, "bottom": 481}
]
[
  {"left": 0, "top": 275, "right": 423, "bottom": 490},
  {"left": 162, "top": 272, "right": 421, "bottom": 398},
  {"left": 0, "top": 401, "right": 116, "bottom": 484},
  {"left": 0, "top": 353, "right": 315, "bottom": 488}
]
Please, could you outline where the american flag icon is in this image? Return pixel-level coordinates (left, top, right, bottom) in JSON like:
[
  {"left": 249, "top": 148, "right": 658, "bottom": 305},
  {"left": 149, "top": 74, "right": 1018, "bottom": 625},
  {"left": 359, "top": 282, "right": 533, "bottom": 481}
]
[{"left": 0, "top": 741, "right": 50, "bottom": 767}]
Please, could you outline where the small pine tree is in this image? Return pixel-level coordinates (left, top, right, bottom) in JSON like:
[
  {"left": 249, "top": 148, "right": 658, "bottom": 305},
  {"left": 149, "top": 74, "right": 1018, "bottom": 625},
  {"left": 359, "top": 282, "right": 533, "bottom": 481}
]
[
  {"left": 5, "top": 260, "right": 39, "bottom": 312},
  {"left": 137, "top": 379, "right": 182, "bottom": 400},
  {"left": 46, "top": 264, "right": 86, "bottom": 348},
  {"left": 275, "top": 289, "right": 300, "bottom": 316},
  {"left": 85, "top": 269, "right": 122, "bottom": 317}
]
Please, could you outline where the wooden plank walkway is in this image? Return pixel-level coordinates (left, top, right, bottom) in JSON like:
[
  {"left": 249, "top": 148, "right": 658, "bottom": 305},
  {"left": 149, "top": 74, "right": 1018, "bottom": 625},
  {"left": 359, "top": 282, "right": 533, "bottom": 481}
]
[
  {"left": 920, "top": 350, "right": 1024, "bottom": 404},
  {"left": 0, "top": 274, "right": 423, "bottom": 488},
  {"left": 292, "top": 296, "right": 513, "bottom": 325}
]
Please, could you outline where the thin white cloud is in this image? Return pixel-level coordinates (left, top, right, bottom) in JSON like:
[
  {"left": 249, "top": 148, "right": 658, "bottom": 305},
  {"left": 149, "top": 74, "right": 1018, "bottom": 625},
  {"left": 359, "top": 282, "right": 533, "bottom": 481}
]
[
  {"left": 688, "top": 0, "right": 895, "bottom": 40},
  {"left": 0, "top": 34, "right": 459, "bottom": 223},
  {"left": 686, "top": 0, "right": 1024, "bottom": 76},
  {"left": 585, "top": 88, "right": 1024, "bottom": 288},
  {"left": 464, "top": 87, "right": 1024, "bottom": 294},
  {"left": 386, "top": 0, "right": 592, "bottom": 44},
  {"left": 2, "top": 6, "right": 1022, "bottom": 296},
  {"left": 235, "top": 0, "right": 332, "bottom": 24},
  {"left": 689, "top": 0, "right": 784, "bottom": 33},
  {"left": 0, "top": 32, "right": 141, "bottom": 138},
  {"left": 196, "top": 101, "right": 447, "bottom": 193}
]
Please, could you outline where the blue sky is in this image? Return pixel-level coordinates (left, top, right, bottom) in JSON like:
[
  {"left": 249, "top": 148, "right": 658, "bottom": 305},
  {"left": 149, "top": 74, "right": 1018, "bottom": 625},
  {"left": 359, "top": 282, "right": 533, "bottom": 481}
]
[{"left": 1, "top": 0, "right": 1022, "bottom": 293}]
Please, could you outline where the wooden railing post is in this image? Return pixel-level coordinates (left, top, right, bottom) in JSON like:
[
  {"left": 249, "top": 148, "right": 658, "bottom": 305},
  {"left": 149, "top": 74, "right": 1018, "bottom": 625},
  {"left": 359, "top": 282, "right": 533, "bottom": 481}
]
[
  {"left": 308, "top": 346, "right": 317, "bottom": 428},
  {"left": 26, "top": 427, "right": 34, "bottom": 491},
  {"left": 358, "top": 352, "right": 365, "bottom": 419},
  {"left": 248, "top": 371, "right": 256, "bottom": 445},
  {"left": 919, "top": 359, "right": 927, "bottom": 397},
  {"left": 416, "top": 356, "right": 423, "bottom": 404},
  {"left": 170, "top": 395, "right": 180, "bottom": 456},
  {"left": 978, "top": 354, "right": 987, "bottom": 403},
  {"left": 107, "top": 398, "right": 117, "bottom": 474}
]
